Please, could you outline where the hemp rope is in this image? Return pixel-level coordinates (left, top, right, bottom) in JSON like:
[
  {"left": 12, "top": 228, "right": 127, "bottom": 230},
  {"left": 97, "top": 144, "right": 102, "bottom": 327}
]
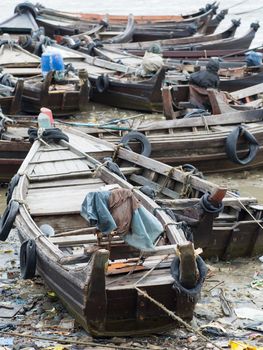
[
  {"left": 134, "top": 287, "right": 223, "bottom": 350},
  {"left": 228, "top": 191, "right": 263, "bottom": 231},
  {"left": 0, "top": 330, "right": 162, "bottom": 350},
  {"left": 130, "top": 252, "right": 224, "bottom": 350}
]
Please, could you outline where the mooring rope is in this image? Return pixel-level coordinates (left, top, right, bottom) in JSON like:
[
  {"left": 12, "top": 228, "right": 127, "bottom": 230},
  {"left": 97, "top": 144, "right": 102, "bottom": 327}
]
[
  {"left": 228, "top": 191, "right": 263, "bottom": 230},
  {"left": 0, "top": 330, "right": 159, "bottom": 350},
  {"left": 134, "top": 287, "right": 224, "bottom": 350}
]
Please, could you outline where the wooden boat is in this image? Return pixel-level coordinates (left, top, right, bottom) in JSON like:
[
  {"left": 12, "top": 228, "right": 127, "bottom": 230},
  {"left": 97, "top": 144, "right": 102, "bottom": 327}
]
[
  {"left": 0, "top": 70, "right": 91, "bottom": 117},
  {"left": 51, "top": 129, "right": 263, "bottom": 260},
  {"left": 168, "top": 65, "right": 263, "bottom": 103},
  {"left": 31, "top": 2, "right": 218, "bottom": 25},
  {"left": 65, "top": 83, "right": 263, "bottom": 174},
  {"left": 2, "top": 123, "right": 263, "bottom": 260},
  {"left": 170, "top": 22, "right": 260, "bottom": 51},
  {"left": 130, "top": 22, "right": 198, "bottom": 42},
  {"left": 5, "top": 127, "right": 211, "bottom": 336},
  {"left": 0, "top": 114, "right": 33, "bottom": 183},
  {"left": 219, "top": 66, "right": 263, "bottom": 92},
  {"left": 0, "top": 40, "right": 40, "bottom": 69},
  {"left": 54, "top": 15, "right": 199, "bottom": 44},
  {"left": 12, "top": 2, "right": 216, "bottom": 40},
  {"left": 106, "top": 19, "right": 241, "bottom": 53},
  {"left": 151, "top": 48, "right": 263, "bottom": 60},
  {"left": 18, "top": 42, "right": 166, "bottom": 113},
  {"left": 39, "top": 13, "right": 135, "bottom": 45},
  {"left": 0, "top": 8, "right": 39, "bottom": 35}
]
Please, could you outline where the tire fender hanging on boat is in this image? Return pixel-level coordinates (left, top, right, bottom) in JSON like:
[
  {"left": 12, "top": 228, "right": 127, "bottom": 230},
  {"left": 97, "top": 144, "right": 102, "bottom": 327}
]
[
  {"left": 20, "top": 239, "right": 36, "bottom": 279},
  {"left": 200, "top": 192, "right": 224, "bottom": 214},
  {"left": 170, "top": 255, "right": 208, "bottom": 301},
  {"left": 6, "top": 174, "right": 20, "bottom": 204},
  {"left": 95, "top": 74, "right": 109, "bottom": 93},
  {"left": 120, "top": 131, "right": 152, "bottom": 157},
  {"left": 0, "top": 201, "right": 19, "bottom": 241},
  {"left": 225, "top": 126, "right": 259, "bottom": 165}
]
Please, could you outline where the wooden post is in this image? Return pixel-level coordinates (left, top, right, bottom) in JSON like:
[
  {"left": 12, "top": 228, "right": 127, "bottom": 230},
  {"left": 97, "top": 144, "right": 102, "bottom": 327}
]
[
  {"left": 209, "top": 187, "right": 227, "bottom": 205},
  {"left": 162, "top": 85, "right": 175, "bottom": 120},
  {"left": 177, "top": 242, "right": 198, "bottom": 289},
  {"left": 78, "top": 69, "right": 90, "bottom": 112},
  {"left": 207, "top": 88, "right": 234, "bottom": 115},
  {"left": 85, "top": 249, "right": 109, "bottom": 332}
]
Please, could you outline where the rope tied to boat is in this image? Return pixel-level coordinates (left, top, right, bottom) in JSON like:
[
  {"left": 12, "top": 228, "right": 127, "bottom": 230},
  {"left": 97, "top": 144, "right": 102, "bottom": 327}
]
[
  {"left": 93, "top": 157, "right": 127, "bottom": 181},
  {"left": 228, "top": 191, "right": 263, "bottom": 231},
  {"left": 112, "top": 143, "right": 123, "bottom": 161},
  {"left": 158, "top": 167, "right": 176, "bottom": 194},
  {"left": 37, "top": 128, "right": 52, "bottom": 148},
  {"left": 92, "top": 160, "right": 108, "bottom": 178},
  {"left": 180, "top": 172, "right": 194, "bottom": 198},
  {"left": 201, "top": 114, "right": 209, "bottom": 132},
  {"left": 130, "top": 253, "right": 221, "bottom": 349},
  {"left": 135, "top": 287, "right": 223, "bottom": 350}
]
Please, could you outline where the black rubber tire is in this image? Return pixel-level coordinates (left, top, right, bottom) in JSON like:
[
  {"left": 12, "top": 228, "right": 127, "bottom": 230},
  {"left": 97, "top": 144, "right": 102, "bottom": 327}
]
[
  {"left": 86, "top": 43, "right": 96, "bottom": 56},
  {"left": 6, "top": 174, "right": 20, "bottom": 204},
  {"left": 28, "top": 127, "right": 69, "bottom": 144},
  {"left": 95, "top": 74, "right": 109, "bottom": 93},
  {"left": 120, "top": 131, "right": 152, "bottom": 158},
  {"left": 200, "top": 192, "right": 224, "bottom": 214},
  {"left": 0, "top": 201, "right": 19, "bottom": 241},
  {"left": 20, "top": 239, "right": 36, "bottom": 279},
  {"left": 225, "top": 126, "right": 259, "bottom": 165},
  {"left": 171, "top": 255, "right": 208, "bottom": 295},
  {"left": 14, "top": 2, "right": 38, "bottom": 18}
]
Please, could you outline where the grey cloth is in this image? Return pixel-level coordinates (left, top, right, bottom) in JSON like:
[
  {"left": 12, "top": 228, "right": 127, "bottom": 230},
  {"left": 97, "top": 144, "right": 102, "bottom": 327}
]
[{"left": 189, "top": 58, "right": 220, "bottom": 89}]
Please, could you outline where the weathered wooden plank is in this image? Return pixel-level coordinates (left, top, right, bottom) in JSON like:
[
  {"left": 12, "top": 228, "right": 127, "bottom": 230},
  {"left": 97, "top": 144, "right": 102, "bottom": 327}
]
[
  {"left": 28, "top": 183, "right": 105, "bottom": 215},
  {"left": 130, "top": 174, "right": 179, "bottom": 199},
  {"left": 156, "top": 196, "right": 258, "bottom": 208},
  {"left": 29, "top": 177, "right": 104, "bottom": 189},
  {"left": 107, "top": 268, "right": 174, "bottom": 290},
  {"left": 230, "top": 83, "right": 263, "bottom": 100},
  {"left": 136, "top": 109, "right": 263, "bottom": 132},
  {"left": 30, "top": 159, "right": 90, "bottom": 177}
]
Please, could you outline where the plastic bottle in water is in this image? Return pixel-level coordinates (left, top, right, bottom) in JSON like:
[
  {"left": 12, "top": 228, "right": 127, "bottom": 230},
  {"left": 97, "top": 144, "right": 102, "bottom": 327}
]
[{"left": 38, "top": 112, "right": 52, "bottom": 129}]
